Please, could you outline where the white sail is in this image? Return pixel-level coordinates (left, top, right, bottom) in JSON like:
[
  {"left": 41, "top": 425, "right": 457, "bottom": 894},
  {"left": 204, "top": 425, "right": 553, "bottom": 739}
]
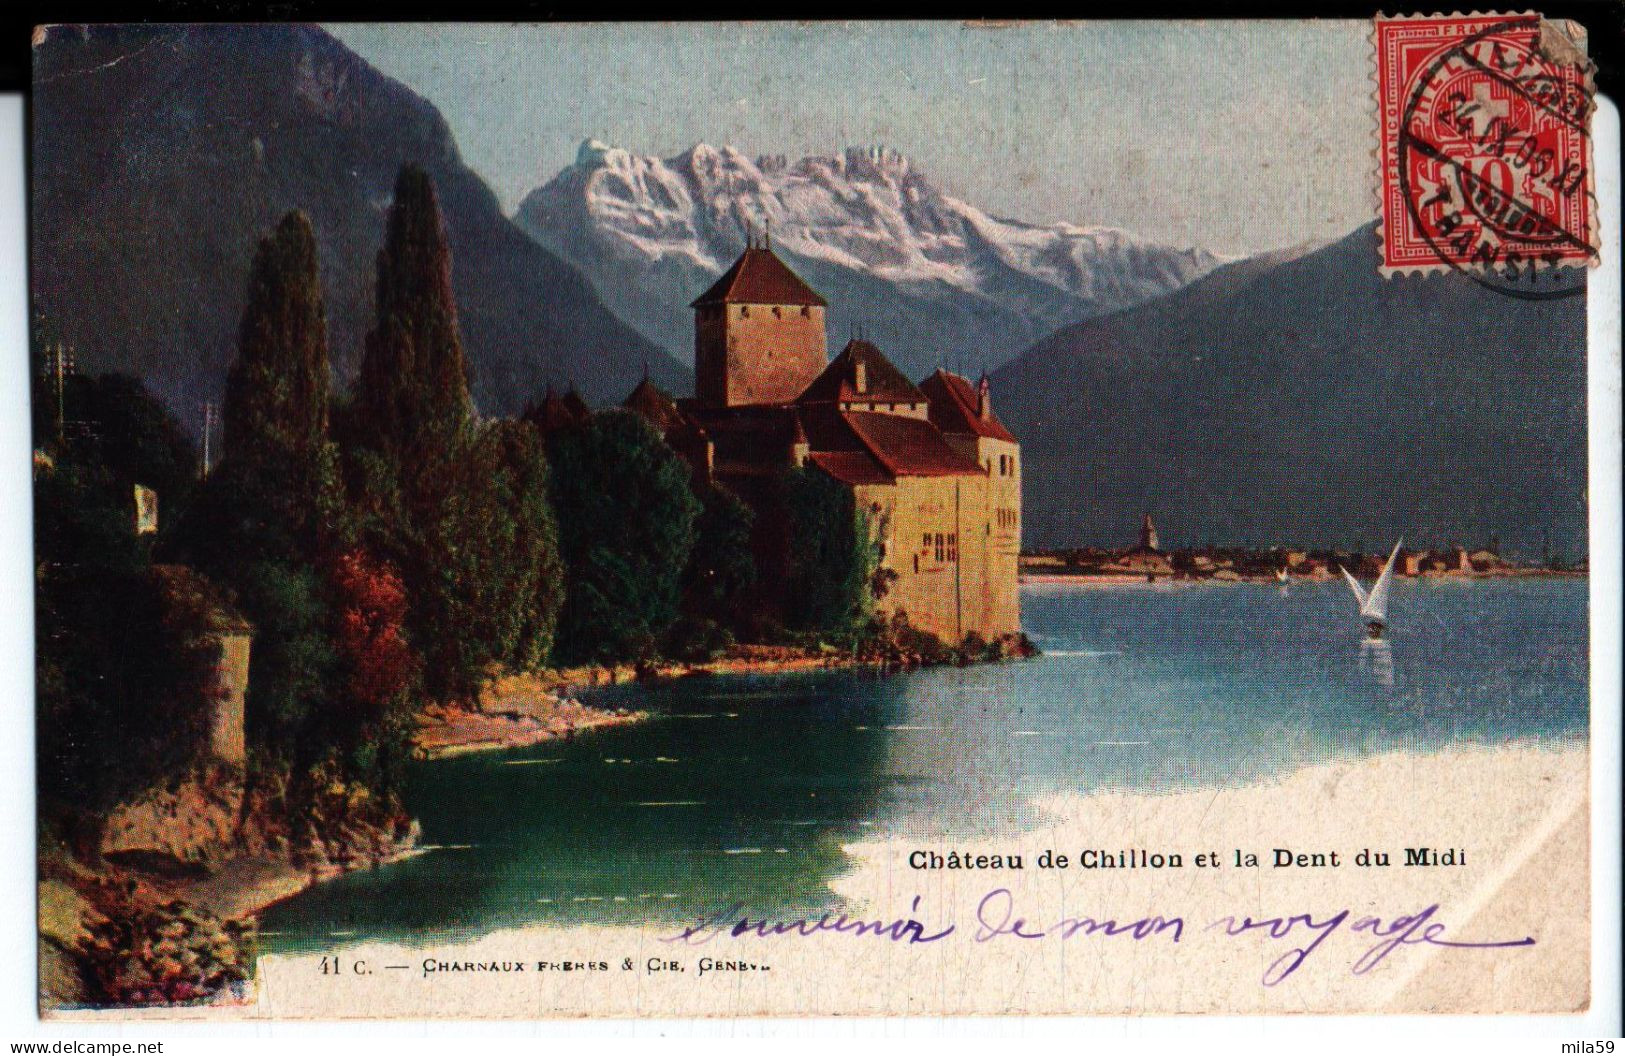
[
  {"left": 1339, "top": 565, "right": 1369, "bottom": 609},
  {"left": 1361, "top": 539, "right": 1403, "bottom": 622},
  {"left": 1276, "top": 566, "right": 1290, "bottom": 583}
]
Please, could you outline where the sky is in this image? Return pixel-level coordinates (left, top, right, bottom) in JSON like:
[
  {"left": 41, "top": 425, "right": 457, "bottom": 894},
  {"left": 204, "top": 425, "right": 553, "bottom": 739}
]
[{"left": 328, "top": 21, "right": 1375, "bottom": 258}]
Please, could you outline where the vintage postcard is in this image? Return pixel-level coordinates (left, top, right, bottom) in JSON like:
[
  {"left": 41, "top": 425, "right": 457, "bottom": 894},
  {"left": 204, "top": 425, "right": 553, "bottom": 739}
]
[{"left": 27, "top": 18, "right": 1619, "bottom": 1021}]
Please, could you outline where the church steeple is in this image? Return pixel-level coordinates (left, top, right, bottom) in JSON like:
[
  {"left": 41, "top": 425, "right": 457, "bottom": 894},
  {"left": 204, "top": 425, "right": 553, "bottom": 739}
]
[{"left": 1140, "top": 513, "right": 1160, "bottom": 552}]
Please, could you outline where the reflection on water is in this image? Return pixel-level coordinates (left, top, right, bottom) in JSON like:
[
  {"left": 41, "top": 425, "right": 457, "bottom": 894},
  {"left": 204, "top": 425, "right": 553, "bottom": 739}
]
[
  {"left": 1360, "top": 638, "right": 1395, "bottom": 687},
  {"left": 260, "top": 579, "right": 1588, "bottom": 951}
]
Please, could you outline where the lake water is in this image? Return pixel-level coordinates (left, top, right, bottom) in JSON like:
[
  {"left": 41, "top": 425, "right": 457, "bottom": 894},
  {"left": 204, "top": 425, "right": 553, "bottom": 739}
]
[{"left": 260, "top": 578, "right": 1589, "bottom": 951}]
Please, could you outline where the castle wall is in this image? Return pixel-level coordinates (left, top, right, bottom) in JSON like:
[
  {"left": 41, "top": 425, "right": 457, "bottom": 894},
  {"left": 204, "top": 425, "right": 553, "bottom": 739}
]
[
  {"left": 210, "top": 633, "right": 250, "bottom": 764},
  {"left": 696, "top": 303, "right": 827, "bottom": 407},
  {"left": 856, "top": 469, "right": 1020, "bottom": 644}
]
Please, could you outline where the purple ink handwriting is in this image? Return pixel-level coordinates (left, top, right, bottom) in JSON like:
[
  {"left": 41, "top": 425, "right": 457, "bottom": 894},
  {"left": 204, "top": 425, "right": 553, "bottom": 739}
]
[{"left": 659, "top": 889, "right": 1534, "bottom": 986}]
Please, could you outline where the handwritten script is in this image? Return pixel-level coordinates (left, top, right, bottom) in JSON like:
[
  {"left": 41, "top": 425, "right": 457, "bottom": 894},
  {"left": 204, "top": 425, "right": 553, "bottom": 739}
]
[{"left": 661, "top": 889, "right": 1535, "bottom": 986}]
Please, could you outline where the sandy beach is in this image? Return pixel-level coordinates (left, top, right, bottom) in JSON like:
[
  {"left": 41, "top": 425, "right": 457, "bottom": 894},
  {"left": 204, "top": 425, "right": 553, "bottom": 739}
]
[{"left": 408, "top": 646, "right": 937, "bottom": 760}]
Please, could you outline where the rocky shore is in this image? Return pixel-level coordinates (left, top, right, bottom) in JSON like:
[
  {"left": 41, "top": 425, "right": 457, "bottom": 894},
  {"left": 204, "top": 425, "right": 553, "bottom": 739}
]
[{"left": 39, "top": 764, "right": 419, "bottom": 1011}]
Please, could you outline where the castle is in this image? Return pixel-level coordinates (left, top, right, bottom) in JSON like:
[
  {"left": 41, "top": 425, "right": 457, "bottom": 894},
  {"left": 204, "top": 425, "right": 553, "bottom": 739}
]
[{"left": 621, "top": 241, "right": 1021, "bottom": 642}]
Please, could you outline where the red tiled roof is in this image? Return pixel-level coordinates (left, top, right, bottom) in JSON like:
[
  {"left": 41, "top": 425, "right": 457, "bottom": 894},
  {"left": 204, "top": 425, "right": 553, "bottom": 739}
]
[
  {"left": 808, "top": 450, "right": 893, "bottom": 486},
  {"left": 622, "top": 377, "right": 686, "bottom": 432},
  {"left": 919, "top": 370, "right": 1016, "bottom": 443},
  {"left": 523, "top": 385, "right": 590, "bottom": 432},
  {"left": 685, "top": 404, "right": 806, "bottom": 467},
  {"left": 798, "top": 339, "right": 927, "bottom": 406},
  {"left": 841, "top": 411, "right": 984, "bottom": 478},
  {"left": 690, "top": 247, "right": 827, "bottom": 307},
  {"left": 683, "top": 391, "right": 984, "bottom": 483},
  {"left": 562, "top": 388, "right": 592, "bottom": 420}
]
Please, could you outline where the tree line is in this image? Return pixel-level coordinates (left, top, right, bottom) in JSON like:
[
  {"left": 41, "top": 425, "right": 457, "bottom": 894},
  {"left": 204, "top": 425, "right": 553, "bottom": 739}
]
[{"left": 35, "top": 165, "right": 877, "bottom": 820}]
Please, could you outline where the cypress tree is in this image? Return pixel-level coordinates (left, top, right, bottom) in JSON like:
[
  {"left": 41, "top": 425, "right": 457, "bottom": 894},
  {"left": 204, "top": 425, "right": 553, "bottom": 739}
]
[
  {"left": 226, "top": 211, "right": 330, "bottom": 478},
  {"left": 215, "top": 209, "right": 341, "bottom": 563},
  {"left": 178, "top": 210, "right": 344, "bottom": 759},
  {"left": 343, "top": 165, "right": 572, "bottom": 701},
  {"left": 349, "top": 164, "right": 472, "bottom": 480}
]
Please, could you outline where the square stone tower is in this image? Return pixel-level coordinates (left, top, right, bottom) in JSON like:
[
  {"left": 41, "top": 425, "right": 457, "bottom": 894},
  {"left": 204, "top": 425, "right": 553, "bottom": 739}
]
[{"left": 691, "top": 242, "right": 828, "bottom": 407}]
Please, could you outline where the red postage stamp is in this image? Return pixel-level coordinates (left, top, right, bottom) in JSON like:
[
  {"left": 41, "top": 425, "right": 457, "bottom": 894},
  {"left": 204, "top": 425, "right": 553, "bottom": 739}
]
[{"left": 1374, "top": 13, "right": 1597, "bottom": 291}]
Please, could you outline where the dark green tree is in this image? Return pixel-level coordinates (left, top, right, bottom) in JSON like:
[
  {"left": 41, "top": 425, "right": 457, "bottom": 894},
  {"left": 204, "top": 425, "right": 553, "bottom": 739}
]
[
  {"left": 411, "top": 420, "right": 566, "bottom": 699},
  {"left": 781, "top": 465, "right": 878, "bottom": 638},
  {"left": 339, "top": 167, "right": 570, "bottom": 700},
  {"left": 174, "top": 211, "right": 348, "bottom": 761},
  {"left": 219, "top": 210, "right": 341, "bottom": 558},
  {"left": 64, "top": 373, "right": 198, "bottom": 516},
  {"left": 682, "top": 481, "right": 757, "bottom": 631},
  {"left": 34, "top": 390, "right": 216, "bottom": 812},
  {"left": 346, "top": 164, "right": 472, "bottom": 487},
  {"left": 548, "top": 411, "right": 700, "bottom": 666}
]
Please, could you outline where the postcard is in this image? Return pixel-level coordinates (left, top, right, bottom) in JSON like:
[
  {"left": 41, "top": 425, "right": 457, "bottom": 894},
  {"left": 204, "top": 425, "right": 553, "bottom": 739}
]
[{"left": 27, "top": 17, "right": 1620, "bottom": 1021}]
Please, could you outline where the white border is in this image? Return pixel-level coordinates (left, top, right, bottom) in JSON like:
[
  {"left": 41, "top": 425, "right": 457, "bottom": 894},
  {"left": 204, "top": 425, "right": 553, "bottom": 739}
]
[{"left": 0, "top": 89, "right": 1619, "bottom": 1052}]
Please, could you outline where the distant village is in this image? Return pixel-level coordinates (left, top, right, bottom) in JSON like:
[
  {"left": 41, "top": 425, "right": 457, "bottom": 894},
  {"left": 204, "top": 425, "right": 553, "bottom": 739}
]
[{"left": 1020, "top": 513, "right": 1584, "bottom": 584}]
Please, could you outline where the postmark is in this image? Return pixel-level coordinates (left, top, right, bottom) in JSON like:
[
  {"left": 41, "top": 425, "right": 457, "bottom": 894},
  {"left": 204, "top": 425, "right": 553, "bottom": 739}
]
[{"left": 1375, "top": 13, "right": 1597, "bottom": 296}]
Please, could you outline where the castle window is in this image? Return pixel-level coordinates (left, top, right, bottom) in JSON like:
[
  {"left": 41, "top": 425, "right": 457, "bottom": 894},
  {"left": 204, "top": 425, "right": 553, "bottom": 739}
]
[
  {"left": 923, "top": 533, "right": 931, "bottom": 550},
  {"left": 773, "top": 306, "right": 782, "bottom": 318},
  {"left": 934, "top": 533, "right": 945, "bottom": 562},
  {"left": 801, "top": 306, "right": 810, "bottom": 317},
  {"left": 948, "top": 534, "right": 958, "bottom": 562},
  {"left": 913, "top": 554, "right": 919, "bottom": 574},
  {"left": 741, "top": 306, "right": 750, "bottom": 318}
]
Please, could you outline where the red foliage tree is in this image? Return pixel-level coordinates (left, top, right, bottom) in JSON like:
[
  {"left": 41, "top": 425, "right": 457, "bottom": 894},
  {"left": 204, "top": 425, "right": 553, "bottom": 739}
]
[{"left": 328, "top": 548, "right": 418, "bottom": 724}]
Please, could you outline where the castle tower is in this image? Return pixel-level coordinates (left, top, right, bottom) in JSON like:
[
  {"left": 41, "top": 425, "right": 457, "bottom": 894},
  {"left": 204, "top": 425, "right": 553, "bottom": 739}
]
[{"left": 691, "top": 243, "right": 828, "bottom": 407}]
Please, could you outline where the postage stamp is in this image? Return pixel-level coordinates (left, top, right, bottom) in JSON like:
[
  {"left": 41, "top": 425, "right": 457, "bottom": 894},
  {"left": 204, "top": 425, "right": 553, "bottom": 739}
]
[
  {"left": 1374, "top": 12, "right": 1598, "bottom": 291},
  {"left": 23, "top": 18, "right": 1617, "bottom": 1028}
]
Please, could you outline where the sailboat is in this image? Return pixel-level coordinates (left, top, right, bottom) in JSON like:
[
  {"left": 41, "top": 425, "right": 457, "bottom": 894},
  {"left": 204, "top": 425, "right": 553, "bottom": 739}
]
[
  {"left": 1340, "top": 539, "right": 1403, "bottom": 639},
  {"left": 1276, "top": 565, "right": 1290, "bottom": 584}
]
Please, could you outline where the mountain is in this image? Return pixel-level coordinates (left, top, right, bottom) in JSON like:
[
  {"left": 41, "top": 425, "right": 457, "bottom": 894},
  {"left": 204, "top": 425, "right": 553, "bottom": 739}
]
[
  {"left": 514, "top": 141, "right": 1223, "bottom": 379},
  {"left": 991, "top": 223, "right": 1588, "bottom": 558},
  {"left": 31, "top": 24, "right": 684, "bottom": 426}
]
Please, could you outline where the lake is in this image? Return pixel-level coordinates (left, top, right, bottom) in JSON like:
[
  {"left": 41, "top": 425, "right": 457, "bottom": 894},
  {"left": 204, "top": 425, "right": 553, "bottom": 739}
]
[{"left": 259, "top": 578, "right": 1589, "bottom": 951}]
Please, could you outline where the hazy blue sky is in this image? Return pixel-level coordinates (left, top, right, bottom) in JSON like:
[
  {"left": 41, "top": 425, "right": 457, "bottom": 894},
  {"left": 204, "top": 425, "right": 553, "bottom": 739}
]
[{"left": 328, "top": 21, "right": 1374, "bottom": 257}]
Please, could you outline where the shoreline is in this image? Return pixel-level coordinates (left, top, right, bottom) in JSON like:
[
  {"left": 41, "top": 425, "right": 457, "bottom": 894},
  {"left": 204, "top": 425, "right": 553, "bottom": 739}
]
[
  {"left": 408, "top": 641, "right": 1019, "bottom": 761},
  {"left": 42, "top": 645, "right": 933, "bottom": 1007},
  {"left": 408, "top": 650, "right": 873, "bottom": 761},
  {"left": 1020, "top": 569, "right": 1588, "bottom": 586}
]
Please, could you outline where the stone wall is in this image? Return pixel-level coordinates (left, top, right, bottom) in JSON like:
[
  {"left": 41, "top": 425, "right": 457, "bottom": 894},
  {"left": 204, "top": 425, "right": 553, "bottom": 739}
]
[
  {"left": 209, "top": 634, "right": 250, "bottom": 765},
  {"left": 858, "top": 469, "right": 1020, "bottom": 644},
  {"left": 696, "top": 303, "right": 827, "bottom": 407}
]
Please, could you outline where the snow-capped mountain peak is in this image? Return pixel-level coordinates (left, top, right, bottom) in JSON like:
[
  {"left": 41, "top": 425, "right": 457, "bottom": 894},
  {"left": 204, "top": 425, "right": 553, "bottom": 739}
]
[{"left": 517, "top": 140, "right": 1224, "bottom": 376}]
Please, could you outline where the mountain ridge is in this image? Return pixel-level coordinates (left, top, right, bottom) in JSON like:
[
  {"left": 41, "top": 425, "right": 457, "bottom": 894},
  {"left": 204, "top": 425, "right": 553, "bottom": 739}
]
[
  {"left": 989, "top": 222, "right": 1588, "bottom": 557},
  {"left": 30, "top": 24, "right": 686, "bottom": 427},
  {"left": 515, "top": 140, "right": 1225, "bottom": 378}
]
